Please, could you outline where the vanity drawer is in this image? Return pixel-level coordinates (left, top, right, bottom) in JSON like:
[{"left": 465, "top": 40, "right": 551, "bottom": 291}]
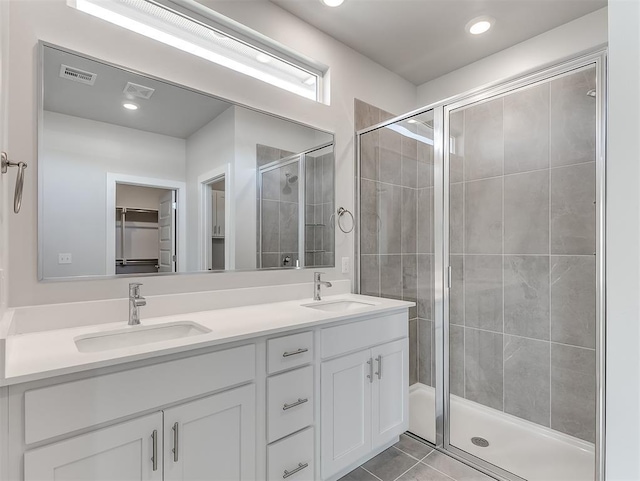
[
  {"left": 267, "top": 331, "right": 313, "bottom": 374},
  {"left": 320, "top": 311, "right": 408, "bottom": 359},
  {"left": 24, "top": 344, "right": 255, "bottom": 444},
  {"left": 267, "top": 365, "right": 314, "bottom": 443},
  {"left": 268, "top": 427, "right": 315, "bottom": 481}
]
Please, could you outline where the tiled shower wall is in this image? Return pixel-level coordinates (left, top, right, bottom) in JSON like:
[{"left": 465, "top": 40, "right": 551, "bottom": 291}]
[
  {"left": 257, "top": 144, "right": 298, "bottom": 268},
  {"left": 355, "top": 99, "right": 436, "bottom": 390},
  {"left": 258, "top": 144, "right": 335, "bottom": 268},
  {"left": 305, "top": 151, "right": 335, "bottom": 267},
  {"left": 448, "top": 66, "right": 597, "bottom": 443}
]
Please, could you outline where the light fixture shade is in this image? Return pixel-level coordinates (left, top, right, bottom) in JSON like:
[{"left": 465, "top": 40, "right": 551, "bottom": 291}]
[
  {"left": 466, "top": 16, "right": 495, "bottom": 35},
  {"left": 68, "top": 0, "right": 319, "bottom": 100}
]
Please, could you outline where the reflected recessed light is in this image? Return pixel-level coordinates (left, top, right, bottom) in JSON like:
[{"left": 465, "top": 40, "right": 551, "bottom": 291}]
[
  {"left": 303, "top": 76, "right": 316, "bottom": 85},
  {"left": 466, "top": 16, "right": 494, "bottom": 35},
  {"left": 407, "top": 119, "right": 417, "bottom": 124},
  {"left": 123, "top": 102, "right": 139, "bottom": 110},
  {"left": 321, "top": 0, "right": 345, "bottom": 6},
  {"left": 256, "top": 53, "right": 271, "bottom": 63}
]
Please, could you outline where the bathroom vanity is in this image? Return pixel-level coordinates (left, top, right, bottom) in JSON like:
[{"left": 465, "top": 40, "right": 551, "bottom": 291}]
[{"left": 0, "top": 293, "right": 411, "bottom": 481}]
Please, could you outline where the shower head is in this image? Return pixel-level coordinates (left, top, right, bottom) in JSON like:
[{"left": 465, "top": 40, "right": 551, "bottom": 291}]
[
  {"left": 587, "top": 89, "right": 596, "bottom": 98},
  {"left": 285, "top": 172, "right": 298, "bottom": 184}
]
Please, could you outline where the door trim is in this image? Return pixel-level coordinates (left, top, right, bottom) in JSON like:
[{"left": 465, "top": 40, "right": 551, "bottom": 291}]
[{"left": 106, "top": 173, "right": 186, "bottom": 275}]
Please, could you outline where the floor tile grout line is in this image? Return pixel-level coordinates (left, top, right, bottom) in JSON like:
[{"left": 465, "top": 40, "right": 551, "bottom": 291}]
[
  {"left": 361, "top": 466, "right": 384, "bottom": 481},
  {"left": 391, "top": 444, "right": 434, "bottom": 463},
  {"left": 391, "top": 459, "right": 421, "bottom": 481},
  {"left": 419, "top": 459, "right": 459, "bottom": 481}
]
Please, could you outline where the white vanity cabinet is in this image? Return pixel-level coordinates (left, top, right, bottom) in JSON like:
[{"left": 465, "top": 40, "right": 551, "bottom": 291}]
[
  {"left": 24, "top": 384, "right": 256, "bottom": 481},
  {"left": 24, "top": 412, "right": 164, "bottom": 481},
  {"left": 320, "top": 313, "right": 409, "bottom": 480},
  {"left": 163, "top": 384, "right": 256, "bottom": 481}
]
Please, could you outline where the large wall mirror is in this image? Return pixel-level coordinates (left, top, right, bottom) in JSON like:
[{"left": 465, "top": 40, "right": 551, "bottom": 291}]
[{"left": 38, "top": 43, "right": 335, "bottom": 280}]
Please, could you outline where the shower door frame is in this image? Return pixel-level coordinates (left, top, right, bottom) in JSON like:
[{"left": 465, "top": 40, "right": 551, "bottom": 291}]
[{"left": 355, "top": 49, "right": 607, "bottom": 481}]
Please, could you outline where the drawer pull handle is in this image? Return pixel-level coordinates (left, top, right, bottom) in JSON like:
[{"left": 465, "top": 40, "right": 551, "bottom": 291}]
[
  {"left": 283, "top": 398, "right": 309, "bottom": 411},
  {"left": 172, "top": 422, "right": 179, "bottom": 462},
  {"left": 283, "top": 348, "right": 308, "bottom": 358},
  {"left": 283, "top": 462, "right": 309, "bottom": 479},
  {"left": 151, "top": 430, "right": 158, "bottom": 471}
]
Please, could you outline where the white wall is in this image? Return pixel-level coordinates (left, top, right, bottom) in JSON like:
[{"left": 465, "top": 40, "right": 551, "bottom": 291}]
[
  {"left": 0, "top": 0, "right": 8, "bottom": 315},
  {"left": 233, "top": 107, "right": 331, "bottom": 269},
  {"left": 185, "top": 106, "right": 235, "bottom": 271},
  {"left": 6, "top": 0, "right": 416, "bottom": 307},
  {"left": 40, "top": 111, "right": 186, "bottom": 278},
  {"left": 606, "top": 1, "right": 640, "bottom": 479},
  {"left": 416, "top": 8, "right": 608, "bottom": 107}
]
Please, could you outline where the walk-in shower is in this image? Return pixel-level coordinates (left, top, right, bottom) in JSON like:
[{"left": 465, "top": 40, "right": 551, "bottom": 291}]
[{"left": 356, "top": 51, "right": 605, "bottom": 481}]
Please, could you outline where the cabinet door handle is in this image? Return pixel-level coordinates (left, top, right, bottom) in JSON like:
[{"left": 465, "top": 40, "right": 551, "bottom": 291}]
[
  {"left": 283, "top": 398, "right": 309, "bottom": 411},
  {"left": 283, "top": 462, "right": 309, "bottom": 479},
  {"left": 151, "top": 429, "right": 158, "bottom": 471},
  {"left": 367, "top": 357, "right": 373, "bottom": 383},
  {"left": 375, "top": 355, "right": 382, "bottom": 380},
  {"left": 283, "top": 348, "right": 308, "bottom": 357},
  {"left": 172, "top": 422, "right": 179, "bottom": 462}
]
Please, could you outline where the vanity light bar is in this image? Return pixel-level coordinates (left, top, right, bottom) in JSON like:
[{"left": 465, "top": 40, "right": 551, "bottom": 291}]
[{"left": 68, "top": 0, "right": 319, "bottom": 100}]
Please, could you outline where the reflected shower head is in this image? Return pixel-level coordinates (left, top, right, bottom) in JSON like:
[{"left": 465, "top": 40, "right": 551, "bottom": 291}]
[{"left": 285, "top": 172, "right": 298, "bottom": 184}]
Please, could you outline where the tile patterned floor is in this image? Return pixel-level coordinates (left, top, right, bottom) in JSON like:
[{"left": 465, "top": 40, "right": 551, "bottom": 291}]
[{"left": 339, "top": 434, "right": 496, "bottom": 481}]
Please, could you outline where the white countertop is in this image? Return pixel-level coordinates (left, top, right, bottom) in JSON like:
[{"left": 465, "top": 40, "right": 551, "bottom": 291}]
[{"left": 3, "top": 294, "right": 412, "bottom": 386}]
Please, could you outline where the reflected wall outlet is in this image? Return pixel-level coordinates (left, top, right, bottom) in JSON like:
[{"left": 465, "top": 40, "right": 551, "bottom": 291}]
[
  {"left": 341, "top": 257, "right": 350, "bottom": 274},
  {"left": 58, "top": 253, "right": 72, "bottom": 264}
]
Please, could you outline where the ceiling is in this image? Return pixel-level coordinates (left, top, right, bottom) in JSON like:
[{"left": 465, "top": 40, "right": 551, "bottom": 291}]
[
  {"left": 268, "top": 0, "right": 607, "bottom": 85},
  {"left": 43, "top": 46, "right": 232, "bottom": 139}
]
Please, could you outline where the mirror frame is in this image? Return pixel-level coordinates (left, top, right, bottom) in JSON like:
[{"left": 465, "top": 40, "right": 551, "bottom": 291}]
[{"left": 37, "top": 41, "right": 336, "bottom": 281}]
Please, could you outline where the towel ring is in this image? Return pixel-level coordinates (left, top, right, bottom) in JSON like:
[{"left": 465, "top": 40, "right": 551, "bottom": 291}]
[
  {"left": 336, "top": 207, "right": 354, "bottom": 234},
  {"left": 1, "top": 152, "right": 27, "bottom": 214}
]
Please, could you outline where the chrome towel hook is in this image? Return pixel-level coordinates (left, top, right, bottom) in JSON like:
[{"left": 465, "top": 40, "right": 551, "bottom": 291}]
[{"left": 1, "top": 152, "right": 27, "bottom": 214}]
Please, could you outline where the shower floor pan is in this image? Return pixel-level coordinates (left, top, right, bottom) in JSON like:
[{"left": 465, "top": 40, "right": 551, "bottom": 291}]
[{"left": 409, "top": 383, "right": 594, "bottom": 481}]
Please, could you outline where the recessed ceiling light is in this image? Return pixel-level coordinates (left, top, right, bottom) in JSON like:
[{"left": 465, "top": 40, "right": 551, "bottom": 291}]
[
  {"left": 321, "top": 0, "right": 345, "bottom": 6},
  {"left": 123, "top": 102, "right": 139, "bottom": 111},
  {"left": 466, "top": 16, "right": 494, "bottom": 35},
  {"left": 256, "top": 53, "right": 271, "bottom": 63}
]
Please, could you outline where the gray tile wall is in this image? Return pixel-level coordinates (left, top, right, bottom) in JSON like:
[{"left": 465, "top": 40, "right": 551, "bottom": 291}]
[
  {"left": 257, "top": 144, "right": 299, "bottom": 268},
  {"left": 356, "top": 99, "right": 435, "bottom": 389},
  {"left": 449, "top": 66, "right": 597, "bottom": 443},
  {"left": 305, "top": 152, "right": 335, "bottom": 267}
]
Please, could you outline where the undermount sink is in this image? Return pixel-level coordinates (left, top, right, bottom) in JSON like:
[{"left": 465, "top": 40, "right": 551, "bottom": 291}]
[
  {"left": 74, "top": 321, "right": 211, "bottom": 353},
  {"left": 302, "top": 299, "right": 375, "bottom": 312}
]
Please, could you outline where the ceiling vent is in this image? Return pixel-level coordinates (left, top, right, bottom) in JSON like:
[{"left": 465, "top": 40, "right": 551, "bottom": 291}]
[
  {"left": 59, "top": 65, "right": 97, "bottom": 85},
  {"left": 123, "top": 82, "right": 155, "bottom": 100}
]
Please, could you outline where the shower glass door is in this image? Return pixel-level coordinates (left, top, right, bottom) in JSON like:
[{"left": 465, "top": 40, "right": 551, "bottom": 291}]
[
  {"left": 358, "top": 108, "right": 437, "bottom": 444},
  {"left": 444, "top": 63, "right": 601, "bottom": 481}
]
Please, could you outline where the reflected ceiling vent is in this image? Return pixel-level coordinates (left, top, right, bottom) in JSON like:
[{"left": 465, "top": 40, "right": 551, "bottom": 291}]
[
  {"left": 59, "top": 65, "right": 97, "bottom": 86},
  {"left": 123, "top": 82, "right": 155, "bottom": 100}
]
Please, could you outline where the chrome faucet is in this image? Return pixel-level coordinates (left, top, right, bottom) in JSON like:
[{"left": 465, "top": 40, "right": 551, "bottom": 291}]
[
  {"left": 313, "top": 272, "right": 332, "bottom": 301},
  {"left": 128, "top": 282, "right": 146, "bottom": 325}
]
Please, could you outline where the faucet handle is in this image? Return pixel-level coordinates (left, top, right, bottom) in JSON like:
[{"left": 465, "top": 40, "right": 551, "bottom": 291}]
[{"left": 129, "top": 282, "right": 143, "bottom": 297}]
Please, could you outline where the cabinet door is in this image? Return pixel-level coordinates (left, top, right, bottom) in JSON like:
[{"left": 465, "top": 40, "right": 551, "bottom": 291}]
[
  {"left": 24, "top": 412, "right": 163, "bottom": 481},
  {"left": 371, "top": 338, "right": 409, "bottom": 450},
  {"left": 321, "top": 349, "right": 372, "bottom": 479},
  {"left": 163, "top": 384, "right": 256, "bottom": 481}
]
